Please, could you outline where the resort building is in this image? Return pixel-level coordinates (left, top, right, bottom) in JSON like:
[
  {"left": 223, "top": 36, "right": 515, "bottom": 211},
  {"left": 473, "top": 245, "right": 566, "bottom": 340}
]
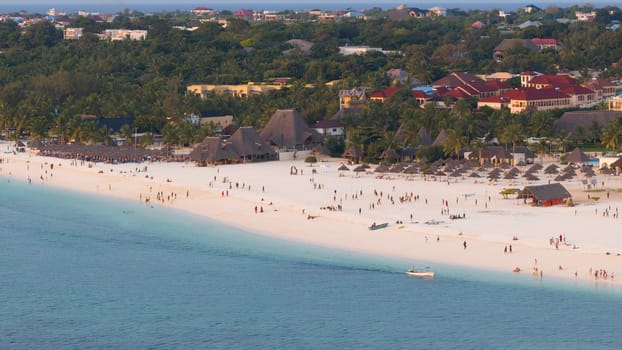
[
  {"left": 338, "top": 46, "right": 384, "bottom": 55},
  {"left": 575, "top": 11, "right": 597, "bottom": 22},
  {"left": 520, "top": 72, "right": 575, "bottom": 89},
  {"left": 369, "top": 87, "right": 402, "bottom": 103},
  {"left": 432, "top": 72, "right": 511, "bottom": 99},
  {"left": 191, "top": 7, "right": 218, "bottom": 16},
  {"left": 608, "top": 96, "right": 622, "bottom": 111},
  {"left": 582, "top": 78, "right": 618, "bottom": 99},
  {"left": 493, "top": 39, "right": 560, "bottom": 62},
  {"left": 503, "top": 88, "right": 571, "bottom": 114},
  {"left": 187, "top": 83, "right": 286, "bottom": 98},
  {"left": 338, "top": 87, "right": 368, "bottom": 109},
  {"left": 100, "top": 29, "right": 147, "bottom": 41},
  {"left": 63, "top": 27, "right": 83, "bottom": 40},
  {"left": 313, "top": 120, "right": 345, "bottom": 137}
]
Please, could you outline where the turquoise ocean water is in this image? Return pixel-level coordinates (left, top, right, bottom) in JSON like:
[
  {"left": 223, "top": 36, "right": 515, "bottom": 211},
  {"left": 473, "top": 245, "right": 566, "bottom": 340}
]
[{"left": 1, "top": 179, "right": 622, "bottom": 349}]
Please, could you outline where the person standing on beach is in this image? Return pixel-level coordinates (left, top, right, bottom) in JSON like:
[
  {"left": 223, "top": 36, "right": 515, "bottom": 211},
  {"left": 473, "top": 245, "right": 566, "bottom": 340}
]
[{"left": 463, "top": 241, "right": 467, "bottom": 249}]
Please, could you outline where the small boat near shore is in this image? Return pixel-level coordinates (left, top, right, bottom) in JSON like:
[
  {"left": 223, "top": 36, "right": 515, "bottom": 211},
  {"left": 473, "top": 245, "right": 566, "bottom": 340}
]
[
  {"left": 406, "top": 266, "right": 435, "bottom": 278},
  {"left": 368, "top": 222, "right": 388, "bottom": 230}
]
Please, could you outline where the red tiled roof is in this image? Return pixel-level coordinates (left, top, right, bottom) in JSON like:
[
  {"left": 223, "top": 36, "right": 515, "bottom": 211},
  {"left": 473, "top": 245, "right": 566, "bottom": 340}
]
[
  {"left": 478, "top": 96, "right": 510, "bottom": 103},
  {"left": 457, "top": 85, "right": 479, "bottom": 96},
  {"left": 528, "top": 75, "right": 576, "bottom": 87},
  {"left": 411, "top": 90, "right": 428, "bottom": 98},
  {"left": 235, "top": 9, "right": 253, "bottom": 16},
  {"left": 531, "top": 38, "right": 560, "bottom": 46},
  {"left": 432, "top": 72, "right": 483, "bottom": 88},
  {"left": 434, "top": 86, "right": 452, "bottom": 95},
  {"left": 472, "top": 21, "right": 485, "bottom": 28},
  {"left": 446, "top": 89, "right": 470, "bottom": 99},
  {"left": 370, "top": 87, "right": 402, "bottom": 99},
  {"left": 314, "top": 119, "right": 344, "bottom": 129},
  {"left": 503, "top": 88, "right": 569, "bottom": 100},
  {"left": 484, "top": 80, "right": 511, "bottom": 90},
  {"left": 559, "top": 85, "right": 594, "bottom": 95},
  {"left": 582, "top": 78, "right": 617, "bottom": 89}
]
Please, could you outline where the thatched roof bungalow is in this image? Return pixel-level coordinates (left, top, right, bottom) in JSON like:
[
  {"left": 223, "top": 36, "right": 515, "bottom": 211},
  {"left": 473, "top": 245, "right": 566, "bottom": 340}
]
[
  {"left": 563, "top": 147, "right": 590, "bottom": 165},
  {"left": 228, "top": 127, "right": 278, "bottom": 162},
  {"left": 517, "top": 183, "right": 572, "bottom": 207},
  {"left": 259, "top": 109, "right": 323, "bottom": 150},
  {"left": 189, "top": 137, "right": 239, "bottom": 166}
]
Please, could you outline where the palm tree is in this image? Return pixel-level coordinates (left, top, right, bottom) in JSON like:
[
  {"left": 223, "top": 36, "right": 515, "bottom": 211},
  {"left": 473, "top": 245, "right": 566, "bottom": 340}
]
[
  {"left": 536, "top": 138, "right": 549, "bottom": 162},
  {"left": 500, "top": 123, "right": 523, "bottom": 155},
  {"left": 601, "top": 118, "right": 622, "bottom": 152},
  {"left": 443, "top": 129, "right": 463, "bottom": 159},
  {"left": 557, "top": 130, "right": 573, "bottom": 154},
  {"left": 470, "top": 138, "right": 485, "bottom": 165}
]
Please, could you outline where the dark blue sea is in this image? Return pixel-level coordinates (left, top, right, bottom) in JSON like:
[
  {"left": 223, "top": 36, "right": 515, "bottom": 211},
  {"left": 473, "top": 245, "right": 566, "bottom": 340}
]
[{"left": 1, "top": 179, "right": 622, "bottom": 349}]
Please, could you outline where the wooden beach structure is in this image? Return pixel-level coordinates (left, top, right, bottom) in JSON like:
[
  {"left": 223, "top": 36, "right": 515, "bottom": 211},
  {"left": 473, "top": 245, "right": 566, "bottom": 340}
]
[{"left": 517, "top": 183, "right": 572, "bottom": 207}]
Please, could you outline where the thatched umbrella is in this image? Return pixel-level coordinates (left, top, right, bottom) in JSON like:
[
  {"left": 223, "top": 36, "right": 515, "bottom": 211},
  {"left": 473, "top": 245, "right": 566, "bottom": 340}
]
[
  {"left": 524, "top": 173, "right": 540, "bottom": 181},
  {"left": 600, "top": 167, "right": 613, "bottom": 175},
  {"left": 422, "top": 166, "right": 437, "bottom": 175},
  {"left": 464, "top": 159, "right": 480, "bottom": 169},
  {"left": 488, "top": 173, "right": 501, "bottom": 181},
  {"left": 507, "top": 167, "right": 521, "bottom": 176},
  {"left": 435, "top": 170, "right": 447, "bottom": 176},
  {"left": 527, "top": 163, "right": 543, "bottom": 172},
  {"left": 403, "top": 165, "right": 419, "bottom": 174},
  {"left": 352, "top": 165, "right": 367, "bottom": 173},
  {"left": 469, "top": 172, "right": 482, "bottom": 178},
  {"left": 449, "top": 170, "right": 463, "bottom": 177},
  {"left": 583, "top": 168, "right": 596, "bottom": 177},
  {"left": 554, "top": 174, "right": 568, "bottom": 181},
  {"left": 503, "top": 172, "right": 517, "bottom": 179},
  {"left": 499, "top": 162, "right": 511, "bottom": 169},
  {"left": 488, "top": 168, "right": 503, "bottom": 176},
  {"left": 544, "top": 164, "right": 559, "bottom": 174},
  {"left": 337, "top": 164, "right": 350, "bottom": 171},
  {"left": 389, "top": 162, "right": 405, "bottom": 173},
  {"left": 481, "top": 161, "right": 494, "bottom": 169},
  {"left": 374, "top": 163, "right": 389, "bottom": 173}
]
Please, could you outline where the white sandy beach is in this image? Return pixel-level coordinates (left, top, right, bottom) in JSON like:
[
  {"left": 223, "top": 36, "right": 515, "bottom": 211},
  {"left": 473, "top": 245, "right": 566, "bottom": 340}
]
[{"left": 2, "top": 142, "right": 622, "bottom": 287}]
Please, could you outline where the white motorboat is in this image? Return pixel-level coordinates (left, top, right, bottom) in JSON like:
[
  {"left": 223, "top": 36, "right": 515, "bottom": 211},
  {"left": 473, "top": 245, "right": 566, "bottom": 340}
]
[{"left": 406, "top": 267, "right": 435, "bottom": 278}]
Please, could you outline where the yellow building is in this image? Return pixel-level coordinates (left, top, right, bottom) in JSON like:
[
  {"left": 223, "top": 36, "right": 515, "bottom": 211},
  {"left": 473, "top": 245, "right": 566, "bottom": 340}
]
[
  {"left": 609, "top": 96, "right": 622, "bottom": 111},
  {"left": 187, "top": 83, "right": 286, "bottom": 98},
  {"left": 338, "top": 87, "right": 367, "bottom": 109}
]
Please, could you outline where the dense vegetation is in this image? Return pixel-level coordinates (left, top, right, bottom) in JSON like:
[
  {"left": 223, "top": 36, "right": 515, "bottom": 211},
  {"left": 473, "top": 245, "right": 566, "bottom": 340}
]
[{"left": 1, "top": 5, "right": 622, "bottom": 158}]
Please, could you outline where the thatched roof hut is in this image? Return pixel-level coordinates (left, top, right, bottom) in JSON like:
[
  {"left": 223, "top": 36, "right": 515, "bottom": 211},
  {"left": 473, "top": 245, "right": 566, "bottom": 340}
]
[
  {"left": 564, "top": 148, "right": 590, "bottom": 164},
  {"left": 418, "top": 127, "right": 433, "bottom": 146},
  {"left": 518, "top": 183, "right": 572, "bottom": 206},
  {"left": 608, "top": 158, "right": 622, "bottom": 174},
  {"left": 28, "top": 139, "right": 44, "bottom": 150},
  {"left": 228, "top": 126, "right": 278, "bottom": 161},
  {"left": 259, "top": 109, "right": 323, "bottom": 150},
  {"left": 432, "top": 129, "right": 448, "bottom": 146},
  {"left": 381, "top": 148, "right": 400, "bottom": 162},
  {"left": 189, "top": 137, "right": 239, "bottom": 166}
]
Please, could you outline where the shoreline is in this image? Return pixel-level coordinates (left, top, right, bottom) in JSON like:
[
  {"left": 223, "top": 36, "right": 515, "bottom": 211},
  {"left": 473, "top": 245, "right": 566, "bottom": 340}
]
[{"left": 2, "top": 144, "right": 622, "bottom": 289}]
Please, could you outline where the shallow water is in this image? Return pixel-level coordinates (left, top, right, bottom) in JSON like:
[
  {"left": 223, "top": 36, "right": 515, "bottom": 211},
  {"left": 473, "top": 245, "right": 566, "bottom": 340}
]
[{"left": 1, "top": 180, "right": 621, "bottom": 349}]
